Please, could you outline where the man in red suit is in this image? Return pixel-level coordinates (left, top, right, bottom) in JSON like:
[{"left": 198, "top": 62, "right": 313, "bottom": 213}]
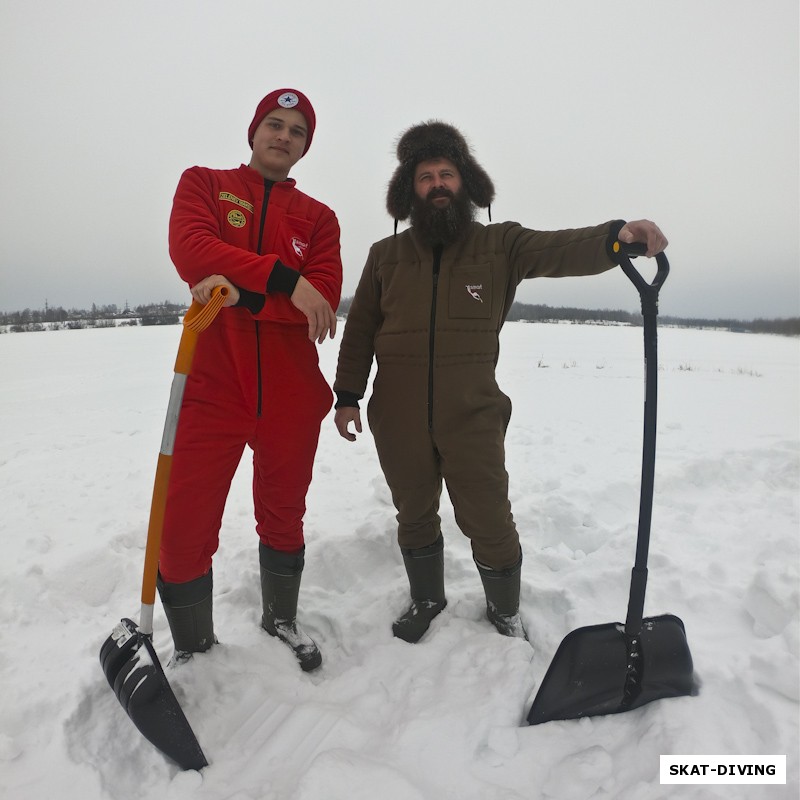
[{"left": 160, "top": 89, "right": 342, "bottom": 672}]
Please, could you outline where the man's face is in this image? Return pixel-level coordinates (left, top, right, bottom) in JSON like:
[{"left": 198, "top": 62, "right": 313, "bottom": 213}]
[
  {"left": 249, "top": 108, "right": 308, "bottom": 180},
  {"left": 409, "top": 157, "right": 475, "bottom": 247},
  {"left": 413, "top": 158, "right": 463, "bottom": 207}
]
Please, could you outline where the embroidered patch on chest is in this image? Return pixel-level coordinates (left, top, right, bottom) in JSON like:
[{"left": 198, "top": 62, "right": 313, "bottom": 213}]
[
  {"left": 291, "top": 237, "right": 309, "bottom": 259},
  {"left": 227, "top": 209, "right": 247, "bottom": 228},
  {"left": 218, "top": 192, "right": 254, "bottom": 213},
  {"left": 466, "top": 284, "right": 484, "bottom": 303}
]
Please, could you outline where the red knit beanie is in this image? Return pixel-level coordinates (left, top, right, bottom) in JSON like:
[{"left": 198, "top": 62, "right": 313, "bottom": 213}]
[{"left": 247, "top": 89, "right": 316, "bottom": 154}]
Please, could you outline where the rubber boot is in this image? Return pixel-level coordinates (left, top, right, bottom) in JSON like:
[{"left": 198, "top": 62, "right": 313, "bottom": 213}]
[
  {"left": 157, "top": 569, "right": 216, "bottom": 664},
  {"left": 475, "top": 552, "right": 528, "bottom": 640},
  {"left": 392, "top": 534, "right": 447, "bottom": 643},
  {"left": 259, "top": 543, "right": 322, "bottom": 672}
]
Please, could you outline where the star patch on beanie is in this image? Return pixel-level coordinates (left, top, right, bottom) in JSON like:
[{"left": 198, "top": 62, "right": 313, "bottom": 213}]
[
  {"left": 386, "top": 120, "right": 495, "bottom": 221},
  {"left": 248, "top": 89, "right": 316, "bottom": 154}
]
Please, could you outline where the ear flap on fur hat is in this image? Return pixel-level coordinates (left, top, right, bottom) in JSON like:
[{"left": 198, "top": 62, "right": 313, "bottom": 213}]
[{"left": 386, "top": 120, "right": 495, "bottom": 221}]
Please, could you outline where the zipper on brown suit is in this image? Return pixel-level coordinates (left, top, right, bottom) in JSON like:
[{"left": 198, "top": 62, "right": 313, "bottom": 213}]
[{"left": 427, "top": 244, "right": 443, "bottom": 431}]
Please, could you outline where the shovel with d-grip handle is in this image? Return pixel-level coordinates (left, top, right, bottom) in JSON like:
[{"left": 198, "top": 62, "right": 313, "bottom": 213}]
[
  {"left": 527, "top": 242, "right": 696, "bottom": 725},
  {"left": 99, "top": 286, "right": 228, "bottom": 769}
]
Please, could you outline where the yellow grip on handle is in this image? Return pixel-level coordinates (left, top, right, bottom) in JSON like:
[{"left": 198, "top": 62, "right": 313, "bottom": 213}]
[
  {"left": 183, "top": 285, "right": 229, "bottom": 332},
  {"left": 174, "top": 286, "right": 229, "bottom": 375}
]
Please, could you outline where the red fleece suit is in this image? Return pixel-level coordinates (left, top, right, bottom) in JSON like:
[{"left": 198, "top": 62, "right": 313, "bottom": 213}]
[{"left": 160, "top": 164, "right": 342, "bottom": 583}]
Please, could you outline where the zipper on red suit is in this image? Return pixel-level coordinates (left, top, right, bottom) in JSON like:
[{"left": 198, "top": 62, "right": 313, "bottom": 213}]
[
  {"left": 254, "top": 179, "right": 274, "bottom": 418},
  {"left": 427, "top": 244, "right": 443, "bottom": 431}
]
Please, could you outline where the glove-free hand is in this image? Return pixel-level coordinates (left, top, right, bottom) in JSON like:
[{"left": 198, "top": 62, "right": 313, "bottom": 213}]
[
  {"left": 617, "top": 220, "right": 668, "bottom": 257},
  {"left": 291, "top": 276, "right": 337, "bottom": 343},
  {"left": 334, "top": 407, "right": 362, "bottom": 442},
  {"left": 190, "top": 275, "right": 240, "bottom": 306}
]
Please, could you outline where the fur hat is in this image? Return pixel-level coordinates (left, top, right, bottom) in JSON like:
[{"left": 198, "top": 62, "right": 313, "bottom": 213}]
[
  {"left": 248, "top": 89, "right": 316, "bottom": 154},
  {"left": 386, "top": 120, "right": 495, "bottom": 220}
]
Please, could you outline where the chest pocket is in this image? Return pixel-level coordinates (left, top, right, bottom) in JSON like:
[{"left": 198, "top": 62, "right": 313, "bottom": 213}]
[
  {"left": 448, "top": 264, "right": 492, "bottom": 319},
  {"left": 276, "top": 215, "right": 314, "bottom": 270}
]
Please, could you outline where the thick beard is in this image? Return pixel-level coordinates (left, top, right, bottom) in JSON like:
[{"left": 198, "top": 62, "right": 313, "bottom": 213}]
[{"left": 410, "top": 188, "right": 476, "bottom": 247}]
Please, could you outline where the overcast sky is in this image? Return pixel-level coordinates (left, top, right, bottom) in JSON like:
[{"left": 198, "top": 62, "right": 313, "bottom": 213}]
[{"left": 1, "top": 0, "right": 797, "bottom": 319}]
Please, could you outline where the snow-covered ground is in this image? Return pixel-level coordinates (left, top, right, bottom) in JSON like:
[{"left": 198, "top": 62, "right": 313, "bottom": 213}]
[{"left": 1, "top": 319, "right": 797, "bottom": 799}]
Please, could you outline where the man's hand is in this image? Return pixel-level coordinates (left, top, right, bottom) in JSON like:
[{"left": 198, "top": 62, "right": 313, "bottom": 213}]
[
  {"left": 334, "top": 407, "right": 362, "bottom": 442},
  {"left": 618, "top": 220, "right": 668, "bottom": 257},
  {"left": 190, "top": 275, "right": 240, "bottom": 306},
  {"left": 291, "top": 276, "right": 337, "bottom": 343}
]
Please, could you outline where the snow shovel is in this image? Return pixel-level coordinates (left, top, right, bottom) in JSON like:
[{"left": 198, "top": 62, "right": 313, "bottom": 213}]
[
  {"left": 99, "top": 286, "right": 228, "bottom": 769},
  {"left": 527, "top": 242, "right": 695, "bottom": 725}
]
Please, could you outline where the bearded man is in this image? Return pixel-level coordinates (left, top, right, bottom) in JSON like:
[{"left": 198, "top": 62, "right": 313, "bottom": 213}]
[{"left": 333, "top": 120, "right": 667, "bottom": 644}]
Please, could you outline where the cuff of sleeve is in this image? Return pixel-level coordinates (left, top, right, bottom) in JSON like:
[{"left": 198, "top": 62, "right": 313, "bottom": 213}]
[
  {"left": 607, "top": 220, "right": 627, "bottom": 263},
  {"left": 334, "top": 390, "right": 362, "bottom": 409},
  {"left": 235, "top": 287, "right": 266, "bottom": 314},
  {"left": 267, "top": 260, "right": 301, "bottom": 295}
]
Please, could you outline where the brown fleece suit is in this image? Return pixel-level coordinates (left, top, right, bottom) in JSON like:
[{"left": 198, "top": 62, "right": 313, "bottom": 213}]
[{"left": 335, "top": 219, "right": 621, "bottom": 568}]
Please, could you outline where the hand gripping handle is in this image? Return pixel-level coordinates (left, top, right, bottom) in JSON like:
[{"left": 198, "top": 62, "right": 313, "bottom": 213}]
[{"left": 174, "top": 286, "right": 229, "bottom": 374}]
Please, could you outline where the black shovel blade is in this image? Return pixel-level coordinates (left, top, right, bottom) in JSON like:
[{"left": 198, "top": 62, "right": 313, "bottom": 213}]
[
  {"left": 99, "top": 618, "right": 208, "bottom": 770},
  {"left": 527, "top": 614, "right": 695, "bottom": 725}
]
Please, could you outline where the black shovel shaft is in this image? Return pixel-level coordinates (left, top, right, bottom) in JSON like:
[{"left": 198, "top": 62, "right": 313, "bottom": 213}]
[{"left": 615, "top": 243, "right": 670, "bottom": 635}]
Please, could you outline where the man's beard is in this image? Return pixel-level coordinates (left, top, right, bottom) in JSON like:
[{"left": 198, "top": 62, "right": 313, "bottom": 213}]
[{"left": 410, "top": 187, "right": 476, "bottom": 247}]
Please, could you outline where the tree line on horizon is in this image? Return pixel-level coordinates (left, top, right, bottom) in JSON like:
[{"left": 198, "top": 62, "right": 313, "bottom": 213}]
[
  {"left": 0, "top": 301, "right": 184, "bottom": 331},
  {"left": 337, "top": 297, "right": 800, "bottom": 336},
  {"left": 1, "top": 298, "right": 798, "bottom": 337}
]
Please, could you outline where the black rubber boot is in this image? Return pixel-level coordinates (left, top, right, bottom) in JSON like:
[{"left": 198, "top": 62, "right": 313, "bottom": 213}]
[
  {"left": 475, "top": 552, "right": 528, "bottom": 640},
  {"left": 392, "top": 534, "right": 447, "bottom": 643},
  {"left": 259, "top": 543, "right": 322, "bottom": 672},
  {"left": 157, "top": 569, "right": 216, "bottom": 664}
]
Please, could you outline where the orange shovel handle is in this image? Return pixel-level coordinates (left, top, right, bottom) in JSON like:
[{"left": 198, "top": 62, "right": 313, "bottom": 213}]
[{"left": 140, "top": 287, "right": 228, "bottom": 609}]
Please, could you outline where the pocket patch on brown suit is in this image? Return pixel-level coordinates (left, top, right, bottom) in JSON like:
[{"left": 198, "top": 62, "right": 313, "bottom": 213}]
[{"left": 448, "top": 265, "right": 492, "bottom": 319}]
